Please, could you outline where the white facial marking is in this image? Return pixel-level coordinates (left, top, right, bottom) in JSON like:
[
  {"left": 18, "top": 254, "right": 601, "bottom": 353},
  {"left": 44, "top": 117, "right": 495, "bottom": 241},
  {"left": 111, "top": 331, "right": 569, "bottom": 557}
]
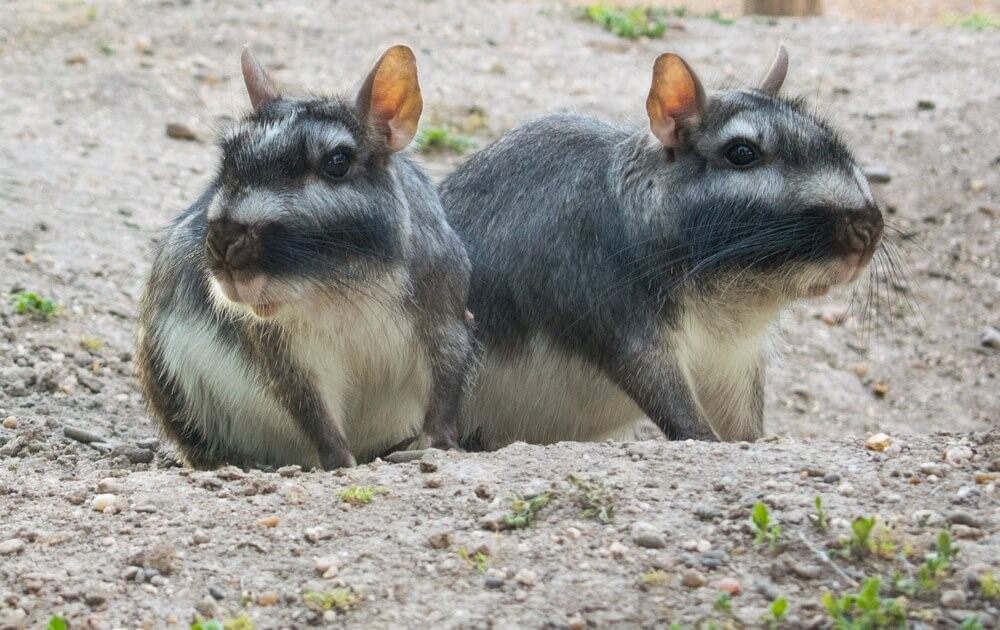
[
  {"left": 717, "top": 117, "right": 761, "bottom": 145},
  {"left": 852, "top": 165, "right": 876, "bottom": 207},
  {"left": 799, "top": 171, "right": 867, "bottom": 210}
]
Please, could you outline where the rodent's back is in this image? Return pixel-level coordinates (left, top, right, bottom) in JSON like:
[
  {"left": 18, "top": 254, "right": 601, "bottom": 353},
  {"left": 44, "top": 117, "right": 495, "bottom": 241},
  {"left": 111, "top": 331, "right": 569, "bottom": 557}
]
[{"left": 441, "top": 113, "right": 638, "bottom": 351}]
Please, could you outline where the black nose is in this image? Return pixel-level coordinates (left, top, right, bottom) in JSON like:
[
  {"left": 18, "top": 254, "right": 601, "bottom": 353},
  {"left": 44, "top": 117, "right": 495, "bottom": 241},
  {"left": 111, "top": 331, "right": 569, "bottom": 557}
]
[
  {"left": 205, "top": 218, "right": 260, "bottom": 271},
  {"left": 841, "top": 207, "right": 883, "bottom": 256}
]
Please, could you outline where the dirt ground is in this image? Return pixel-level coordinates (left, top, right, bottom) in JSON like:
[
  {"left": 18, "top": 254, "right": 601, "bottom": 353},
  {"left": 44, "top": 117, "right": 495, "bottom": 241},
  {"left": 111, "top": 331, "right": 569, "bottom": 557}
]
[{"left": 0, "top": 0, "right": 998, "bottom": 628}]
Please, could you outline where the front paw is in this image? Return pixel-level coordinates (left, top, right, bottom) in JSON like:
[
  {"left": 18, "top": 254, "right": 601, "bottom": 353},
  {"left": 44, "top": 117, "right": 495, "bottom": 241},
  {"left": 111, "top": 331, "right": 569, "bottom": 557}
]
[
  {"left": 414, "top": 432, "right": 463, "bottom": 452},
  {"left": 320, "top": 450, "right": 356, "bottom": 471}
]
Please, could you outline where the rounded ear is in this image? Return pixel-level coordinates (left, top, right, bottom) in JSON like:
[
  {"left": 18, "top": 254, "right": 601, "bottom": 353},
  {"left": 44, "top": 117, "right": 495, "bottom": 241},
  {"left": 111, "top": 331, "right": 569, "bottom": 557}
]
[
  {"left": 759, "top": 44, "right": 789, "bottom": 96},
  {"left": 241, "top": 46, "right": 279, "bottom": 110},
  {"left": 356, "top": 45, "right": 423, "bottom": 153},
  {"left": 646, "top": 53, "right": 706, "bottom": 150}
]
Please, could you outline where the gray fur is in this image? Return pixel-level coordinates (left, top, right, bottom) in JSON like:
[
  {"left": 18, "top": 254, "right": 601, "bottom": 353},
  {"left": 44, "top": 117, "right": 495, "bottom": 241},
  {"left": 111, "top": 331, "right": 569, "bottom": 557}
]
[
  {"left": 137, "top": 54, "right": 473, "bottom": 469},
  {"left": 442, "top": 53, "right": 882, "bottom": 448}
]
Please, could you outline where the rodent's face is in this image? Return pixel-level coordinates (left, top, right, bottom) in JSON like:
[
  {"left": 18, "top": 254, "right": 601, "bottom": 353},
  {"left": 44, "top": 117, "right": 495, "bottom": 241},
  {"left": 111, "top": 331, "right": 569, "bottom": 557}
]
[
  {"left": 674, "top": 89, "right": 883, "bottom": 299},
  {"left": 203, "top": 99, "right": 403, "bottom": 318}
]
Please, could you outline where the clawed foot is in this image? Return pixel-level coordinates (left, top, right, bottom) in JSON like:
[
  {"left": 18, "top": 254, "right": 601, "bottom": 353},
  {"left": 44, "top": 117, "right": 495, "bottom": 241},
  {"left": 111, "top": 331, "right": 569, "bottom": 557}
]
[
  {"left": 413, "top": 431, "right": 464, "bottom": 452},
  {"left": 319, "top": 450, "right": 356, "bottom": 471}
]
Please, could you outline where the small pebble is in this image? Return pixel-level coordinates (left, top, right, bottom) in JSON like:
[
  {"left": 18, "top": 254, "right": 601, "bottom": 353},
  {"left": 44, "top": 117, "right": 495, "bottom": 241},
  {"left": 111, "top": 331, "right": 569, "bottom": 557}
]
[
  {"left": 97, "top": 478, "right": 123, "bottom": 494},
  {"left": 608, "top": 541, "right": 629, "bottom": 557},
  {"left": 837, "top": 482, "right": 855, "bottom": 496},
  {"left": 716, "top": 577, "right": 742, "bottom": 595},
  {"left": 166, "top": 122, "right": 198, "bottom": 141},
  {"left": 912, "top": 509, "right": 945, "bottom": 527},
  {"left": 632, "top": 522, "right": 667, "bottom": 549},
  {"left": 789, "top": 562, "right": 822, "bottom": 580},
  {"left": 865, "top": 433, "right": 892, "bottom": 452},
  {"left": 981, "top": 326, "right": 1000, "bottom": 349},
  {"left": 484, "top": 575, "right": 504, "bottom": 589},
  {"left": 428, "top": 533, "right": 452, "bottom": 549},
  {"left": 192, "top": 530, "right": 210, "bottom": 545},
  {"left": 256, "top": 591, "right": 279, "bottom": 606},
  {"left": 257, "top": 515, "right": 280, "bottom": 528},
  {"left": 277, "top": 465, "right": 301, "bottom": 478},
  {"left": 940, "top": 589, "right": 967, "bottom": 609},
  {"left": 919, "top": 462, "right": 946, "bottom": 476},
  {"left": 822, "top": 473, "right": 840, "bottom": 484},
  {"left": 2, "top": 416, "right": 16, "bottom": 429},
  {"left": 314, "top": 556, "right": 339, "bottom": 578},
  {"left": 945, "top": 445, "right": 974, "bottom": 465},
  {"left": 947, "top": 510, "right": 986, "bottom": 528},
  {"left": 681, "top": 569, "right": 706, "bottom": 588},
  {"left": 0, "top": 538, "right": 26, "bottom": 555},
  {"left": 92, "top": 494, "right": 117, "bottom": 512},
  {"left": 194, "top": 596, "right": 217, "bottom": 618},
  {"left": 863, "top": 164, "right": 892, "bottom": 183},
  {"left": 951, "top": 524, "right": 984, "bottom": 540},
  {"left": 514, "top": 569, "right": 537, "bottom": 587}
]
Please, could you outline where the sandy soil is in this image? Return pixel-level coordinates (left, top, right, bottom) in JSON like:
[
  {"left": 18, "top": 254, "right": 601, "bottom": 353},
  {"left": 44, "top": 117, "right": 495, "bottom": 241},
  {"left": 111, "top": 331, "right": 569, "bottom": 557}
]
[{"left": 0, "top": 0, "right": 998, "bottom": 627}]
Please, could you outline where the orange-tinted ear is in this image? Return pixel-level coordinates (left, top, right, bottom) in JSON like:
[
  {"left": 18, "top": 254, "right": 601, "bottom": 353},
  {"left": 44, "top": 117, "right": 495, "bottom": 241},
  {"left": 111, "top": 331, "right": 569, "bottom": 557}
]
[
  {"left": 646, "top": 53, "right": 706, "bottom": 149},
  {"left": 356, "top": 45, "right": 423, "bottom": 152}
]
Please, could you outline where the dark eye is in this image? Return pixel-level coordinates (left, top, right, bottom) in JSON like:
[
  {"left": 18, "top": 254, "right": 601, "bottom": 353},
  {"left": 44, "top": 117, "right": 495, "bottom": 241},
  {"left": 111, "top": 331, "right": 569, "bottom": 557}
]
[
  {"left": 725, "top": 142, "right": 759, "bottom": 167},
  {"left": 322, "top": 150, "right": 352, "bottom": 178}
]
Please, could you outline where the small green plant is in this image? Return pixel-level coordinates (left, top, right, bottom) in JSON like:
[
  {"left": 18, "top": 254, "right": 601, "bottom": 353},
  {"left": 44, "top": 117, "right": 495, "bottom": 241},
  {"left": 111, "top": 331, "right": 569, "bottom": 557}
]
[
  {"left": 337, "top": 485, "right": 383, "bottom": 506},
  {"left": 99, "top": 42, "right": 116, "bottom": 55},
  {"left": 11, "top": 290, "right": 58, "bottom": 319},
  {"left": 960, "top": 617, "right": 985, "bottom": 630},
  {"left": 302, "top": 588, "right": 360, "bottom": 613},
  {"left": 980, "top": 572, "right": 1000, "bottom": 601},
  {"left": 822, "top": 578, "right": 906, "bottom": 629},
  {"left": 703, "top": 9, "right": 735, "bottom": 25},
  {"left": 583, "top": 5, "right": 666, "bottom": 39},
  {"left": 869, "top": 524, "right": 898, "bottom": 560},
  {"left": 714, "top": 592, "right": 733, "bottom": 613},
  {"left": 80, "top": 336, "right": 103, "bottom": 352},
  {"left": 641, "top": 569, "right": 669, "bottom": 587},
  {"left": 765, "top": 596, "right": 788, "bottom": 627},
  {"left": 47, "top": 617, "right": 69, "bottom": 630},
  {"left": 845, "top": 516, "right": 876, "bottom": 557},
  {"left": 810, "top": 495, "right": 828, "bottom": 531},
  {"left": 951, "top": 12, "right": 1000, "bottom": 30},
  {"left": 191, "top": 615, "right": 254, "bottom": 630},
  {"left": 568, "top": 474, "right": 615, "bottom": 522},
  {"left": 750, "top": 502, "right": 781, "bottom": 550},
  {"left": 504, "top": 492, "right": 552, "bottom": 529},
  {"left": 916, "top": 530, "right": 958, "bottom": 592},
  {"left": 414, "top": 126, "right": 477, "bottom": 155},
  {"left": 457, "top": 546, "right": 490, "bottom": 573}
]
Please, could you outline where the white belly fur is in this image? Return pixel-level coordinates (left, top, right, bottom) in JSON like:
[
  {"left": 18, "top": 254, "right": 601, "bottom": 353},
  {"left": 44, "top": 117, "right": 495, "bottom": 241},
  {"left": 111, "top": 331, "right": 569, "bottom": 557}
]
[
  {"left": 285, "top": 297, "right": 431, "bottom": 461},
  {"left": 464, "top": 309, "right": 774, "bottom": 448},
  {"left": 160, "top": 293, "right": 430, "bottom": 466},
  {"left": 464, "top": 337, "right": 644, "bottom": 449}
]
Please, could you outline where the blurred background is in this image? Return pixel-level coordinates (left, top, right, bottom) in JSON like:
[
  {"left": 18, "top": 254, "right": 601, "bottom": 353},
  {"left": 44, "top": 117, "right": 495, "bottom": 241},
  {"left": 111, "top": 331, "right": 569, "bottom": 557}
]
[{"left": 0, "top": 0, "right": 997, "bottom": 452}]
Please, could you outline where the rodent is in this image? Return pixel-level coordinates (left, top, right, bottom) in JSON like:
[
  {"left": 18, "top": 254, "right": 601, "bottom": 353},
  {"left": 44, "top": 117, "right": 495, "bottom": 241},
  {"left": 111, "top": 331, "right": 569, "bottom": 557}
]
[
  {"left": 136, "top": 46, "right": 474, "bottom": 469},
  {"left": 440, "top": 45, "right": 884, "bottom": 448}
]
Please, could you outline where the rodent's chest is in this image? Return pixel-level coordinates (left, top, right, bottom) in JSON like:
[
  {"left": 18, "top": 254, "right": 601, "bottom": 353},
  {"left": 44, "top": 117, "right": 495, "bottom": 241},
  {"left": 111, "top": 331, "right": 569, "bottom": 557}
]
[{"left": 285, "top": 299, "right": 432, "bottom": 454}]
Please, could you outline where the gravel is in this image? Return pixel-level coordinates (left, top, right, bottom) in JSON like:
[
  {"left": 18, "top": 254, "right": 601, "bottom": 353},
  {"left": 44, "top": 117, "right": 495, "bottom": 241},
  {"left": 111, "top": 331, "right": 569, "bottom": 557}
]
[{"left": 0, "top": 0, "right": 998, "bottom": 627}]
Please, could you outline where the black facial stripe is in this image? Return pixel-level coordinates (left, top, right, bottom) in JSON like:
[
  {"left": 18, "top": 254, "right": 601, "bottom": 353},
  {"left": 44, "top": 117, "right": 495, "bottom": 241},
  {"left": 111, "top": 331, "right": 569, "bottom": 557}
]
[{"left": 254, "top": 213, "right": 401, "bottom": 277}]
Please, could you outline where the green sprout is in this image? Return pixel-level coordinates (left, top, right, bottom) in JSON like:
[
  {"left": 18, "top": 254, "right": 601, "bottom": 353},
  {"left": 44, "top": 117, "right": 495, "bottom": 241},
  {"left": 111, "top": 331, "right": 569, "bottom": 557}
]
[
  {"left": 504, "top": 492, "right": 552, "bottom": 529},
  {"left": 414, "top": 126, "right": 477, "bottom": 155},
  {"left": 337, "top": 485, "right": 383, "bottom": 506},
  {"left": 583, "top": 5, "right": 666, "bottom": 39},
  {"left": 750, "top": 502, "right": 782, "bottom": 550},
  {"left": 11, "top": 290, "right": 58, "bottom": 319}
]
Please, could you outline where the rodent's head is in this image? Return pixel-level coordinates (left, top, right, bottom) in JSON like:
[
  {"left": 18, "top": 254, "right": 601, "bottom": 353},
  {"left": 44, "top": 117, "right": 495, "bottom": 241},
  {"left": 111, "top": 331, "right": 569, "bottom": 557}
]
[
  {"left": 204, "top": 46, "right": 423, "bottom": 318},
  {"left": 642, "top": 46, "right": 883, "bottom": 301}
]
